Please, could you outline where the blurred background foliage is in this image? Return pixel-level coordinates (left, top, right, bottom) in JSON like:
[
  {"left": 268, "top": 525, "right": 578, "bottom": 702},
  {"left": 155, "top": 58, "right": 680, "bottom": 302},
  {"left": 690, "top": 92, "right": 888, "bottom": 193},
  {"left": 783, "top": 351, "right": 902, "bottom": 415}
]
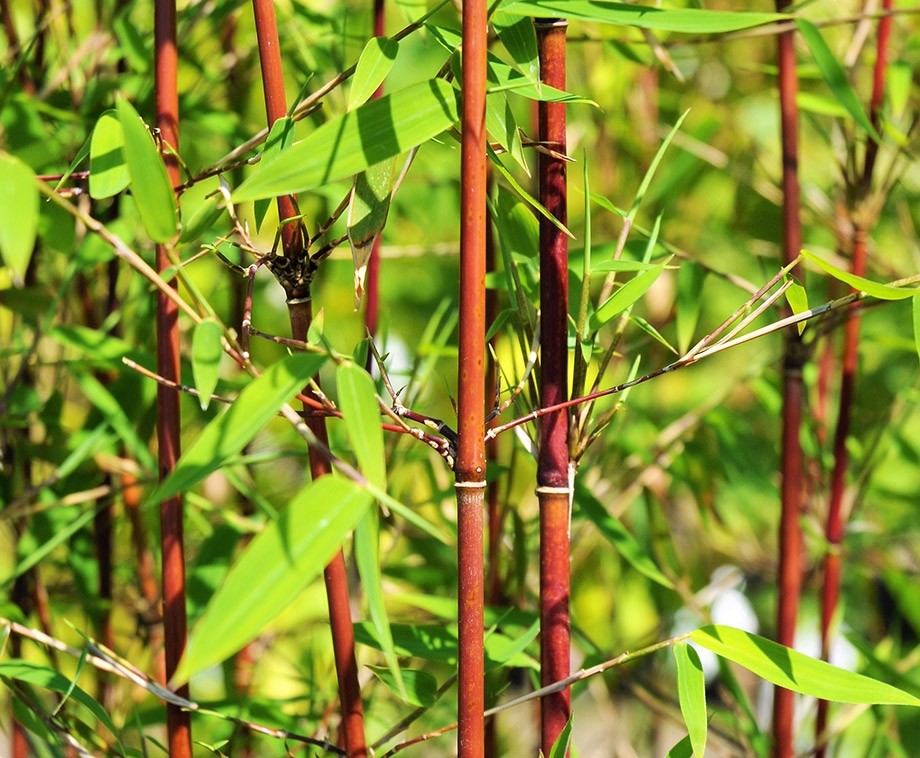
[{"left": 1, "top": 0, "right": 919, "bottom": 755}]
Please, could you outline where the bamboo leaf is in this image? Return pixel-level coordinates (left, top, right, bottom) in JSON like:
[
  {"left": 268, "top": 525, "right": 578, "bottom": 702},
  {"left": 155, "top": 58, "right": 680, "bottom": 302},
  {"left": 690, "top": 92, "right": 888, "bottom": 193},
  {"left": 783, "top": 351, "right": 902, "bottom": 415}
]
[
  {"left": 233, "top": 79, "right": 458, "bottom": 202},
  {"left": 795, "top": 19, "right": 882, "bottom": 142},
  {"left": 498, "top": 1, "right": 785, "bottom": 33},
  {"left": 802, "top": 250, "right": 920, "bottom": 300},
  {"left": 589, "top": 260, "right": 668, "bottom": 330},
  {"left": 368, "top": 666, "right": 438, "bottom": 708},
  {"left": 254, "top": 116, "right": 296, "bottom": 231},
  {"left": 152, "top": 353, "right": 326, "bottom": 507},
  {"left": 628, "top": 110, "right": 689, "bottom": 222},
  {"left": 665, "top": 735, "right": 694, "bottom": 758},
  {"left": 115, "top": 97, "right": 179, "bottom": 243},
  {"left": 191, "top": 318, "right": 224, "bottom": 410},
  {"left": 2, "top": 508, "right": 97, "bottom": 586},
  {"left": 492, "top": 12, "right": 540, "bottom": 84},
  {"left": 0, "top": 153, "right": 38, "bottom": 287},
  {"left": 888, "top": 60, "right": 912, "bottom": 118},
  {"left": 88, "top": 110, "right": 129, "bottom": 199},
  {"left": 490, "top": 148, "right": 575, "bottom": 239},
  {"left": 674, "top": 643, "right": 707, "bottom": 757},
  {"left": 347, "top": 158, "right": 398, "bottom": 308},
  {"left": 575, "top": 480, "right": 674, "bottom": 589},
  {"left": 784, "top": 279, "right": 809, "bottom": 335},
  {"left": 691, "top": 625, "right": 920, "bottom": 705},
  {"left": 487, "top": 93, "right": 529, "bottom": 175},
  {"left": 173, "top": 476, "right": 373, "bottom": 685},
  {"left": 337, "top": 361, "right": 386, "bottom": 489},
  {"left": 0, "top": 661, "right": 120, "bottom": 740},
  {"left": 548, "top": 714, "right": 574, "bottom": 758},
  {"left": 349, "top": 37, "right": 400, "bottom": 110},
  {"left": 677, "top": 261, "right": 705, "bottom": 353}
]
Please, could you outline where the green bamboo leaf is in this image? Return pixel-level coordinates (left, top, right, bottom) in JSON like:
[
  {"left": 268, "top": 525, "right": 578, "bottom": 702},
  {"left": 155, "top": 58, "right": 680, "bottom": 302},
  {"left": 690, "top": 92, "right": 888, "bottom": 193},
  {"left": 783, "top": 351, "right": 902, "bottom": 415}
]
[
  {"left": 192, "top": 318, "right": 224, "bottom": 411},
  {"left": 173, "top": 476, "right": 373, "bottom": 685},
  {"left": 795, "top": 20, "right": 882, "bottom": 142},
  {"left": 349, "top": 37, "right": 400, "bottom": 110},
  {"left": 0, "top": 661, "right": 120, "bottom": 739},
  {"left": 784, "top": 279, "right": 809, "bottom": 335},
  {"left": 575, "top": 480, "right": 674, "bottom": 589},
  {"left": 691, "top": 625, "right": 920, "bottom": 705},
  {"left": 368, "top": 666, "right": 437, "bottom": 708},
  {"left": 152, "top": 353, "right": 326, "bottom": 507},
  {"left": 487, "top": 93, "right": 529, "bottom": 175},
  {"left": 2, "top": 507, "right": 97, "bottom": 586},
  {"left": 802, "top": 250, "right": 920, "bottom": 300},
  {"left": 347, "top": 158, "right": 398, "bottom": 308},
  {"left": 498, "top": 1, "right": 785, "bottom": 33},
  {"left": 628, "top": 110, "right": 689, "bottom": 222},
  {"left": 590, "top": 260, "right": 657, "bottom": 274},
  {"left": 88, "top": 110, "right": 129, "bottom": 199},
  {"left": 548, "top": 714, "right": 574, "bottom": 758},
  {"left": 487, "top": 57, "right": 596, "bottom": 104},
  {"left": 677, "top": 262, "right": 705, "bottom": 353},
  {"left": 665, "top": 735, "right": 694, "bottom": 758},
  {"left": 0, "top": 153, "right": 38, "bottom": 287},
  {"left": 233, "top": 79, "right": 458, "bottom": 202},
  {"left": 913, "top": 295, "right": 920, "bottom": 366},
  {"left": 888, "top": 60, "right": 912, "bottom": 118},
  {"left": 337, "top": 361, "right": 386, "bottom": 488},
  {"left": 492, "top": 12, "right": 540, "bottom": 84},
  {"left": 590, "top": 260, "right": 668, "bottom": 331},
  {"left": 115, "top": 97, "right": 179, "bottom": 242},
  {"left": 674, "top": 643, "right": 707, "bottom": 757}
]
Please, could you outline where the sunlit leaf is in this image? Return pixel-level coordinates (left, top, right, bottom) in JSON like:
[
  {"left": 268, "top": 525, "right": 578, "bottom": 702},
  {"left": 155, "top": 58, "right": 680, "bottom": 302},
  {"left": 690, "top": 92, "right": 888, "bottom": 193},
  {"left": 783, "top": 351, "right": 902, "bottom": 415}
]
[
  {"left": 233, "top": 79, "right": 458, "bottom": 202},
  {"left": 887, "top": 60, "right": 912, "bottom": 118},
  {"left": 191, "top": 318, "right": 224, "bottom": 410},
  {"left": 115, "top": 97, "right": 179, "bottom": 242},
  {"left": 349, "top": 37, "right": 400, "bottom": 110},
  {"left": 88, "top": 110, "right": 129, "bottom": 199},
  {"left": 348, "top": 158, "right": 398, "bottom": 308},
  {"left": 677, "top": 262, "right": 705, "bottom": 353},
  {"left": 784, "top": 279, "right": 809, "bottom": 335},
  {"left": 674, "top": 643, "right": 707, "bottom": 757},
  {"left": 629, "top": 111, "right": 689, "bottom": 222},
  {"left": 173, "top": 476, "right": 373, "bottom": 685},
  {"left": 487, "top": 93, "right": 529, "bottom": 175},
  {"left": 152, "top": 353, "right": 326, "bottom": 507},
  {"left": 691, "top": 625, "right": 920, "bottom": 705},
  {"left": 796, "top": 20, "right": 882, "bottom": 142},
  {"left": 802, "top": 250, "right": 920, "bottom": 300},
  {"left": 498, "top": 1, "right": 785, "bottom": 33},
  {"left": 368, "top": 666, "right": 437, "bottom": 708},
  {"left": 0, "top": 153, "right": 38, "bottom": 286},
  {"left": 254, "top": 116, "right": 296, "bottom": 231},
  {"left": 492, "top": 12, "right": 540, "bottom": 84},
  {"left": 337, "top": 361, "right": 386, "bottom": 489},
  {"left": 548, "top": 714, "right": 574, "bottom": 758},
  {"left": 589, "top": 260, "right": 668, "bottom": 330}
]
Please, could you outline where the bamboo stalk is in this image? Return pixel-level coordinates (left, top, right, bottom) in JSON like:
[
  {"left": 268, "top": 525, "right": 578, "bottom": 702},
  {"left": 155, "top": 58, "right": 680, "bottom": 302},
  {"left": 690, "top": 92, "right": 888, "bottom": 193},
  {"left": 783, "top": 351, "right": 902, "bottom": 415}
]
[
  {"left": 816, "top": 5, "right": 892, "bottom": 752},
  {"left": 457, "top": 0, "right": 489, "bottom": 750},
  {"left": 772, "top": 4, "right": 805, "bottom": 755},
  {"left": 250, "top": 2, "right": 367, "bottom": 754},
  {"left": 153, "top": 1, "right": 192, "bottom": 754},
  {"left": 535, "top": 16, "right": 571, "bottom": 754}
]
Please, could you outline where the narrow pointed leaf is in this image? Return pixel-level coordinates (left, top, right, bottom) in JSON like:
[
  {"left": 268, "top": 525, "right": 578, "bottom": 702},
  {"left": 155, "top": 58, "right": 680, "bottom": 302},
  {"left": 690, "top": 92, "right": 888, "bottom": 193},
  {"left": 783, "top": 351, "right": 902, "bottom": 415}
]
[
  {"left": 191, "top": 318, "right": 224, "bottom": 410},
  {"left": 802, "top": 250, "right": 920, "bottom": 300},
  {"left": 115, "top": 97, "right": 179, "bottom": 242},
  {"left": 3, "top": 508, "right": 97, "bottom": 586},
  {"left": 337, "top": 362, "right": 386, "bottom": 488},
  {"left": 665, "top": 735, "right": 694, "bottom": 758},
  {"left": 487, "top": 93, "right": 529, "bottom": 174},
  {"left": 152, "top": 353, "right": 326, "bottom": 506},
  {"left": 233, "top": 79, "right": 458, "bottom": 202},
  {"left": 368, "top": 666, "right": 437, "bottom": 707},
  {"left": 674, "top": 643, "right": 707, "bottom": 757},
  {"left": 349, "top": 37, "right": 400, "bottom": 110},
  {"left": 590, "top": 261, "right": 668, "bottom": 331},
  {"left": 173, "top": 477, "right": 373, "bottom": 685},
  {"left": 254, "top": 116, "right": 296, "bottom": 230},
  {"left": 796, "top": 19, "right": 882, "bottom": 142},
  {"left": 784, "top": 280, "right": 809, "bottom": 335},
  {"left": 548, "top": 715, "right": 574, "bottom": 758},
  {"left": 88, "top": 110, "right": 129, "bottom": 199},
  {"left": 0, "top": 153, "right": 38, "bottom": 286},
  {"left": 691, "top": 625, "right": 920, "bottom": 705},
  {"left": 498, "top": 1, "right": 785, "bottom": 33},
  {"left": 629, "top": 110, "right": 689, "bottom": 222},
  {"left": 913, "top": 295, "right": 920, "bottom": 366},
  {"left": 347, "top": 158, "right": 398, "bottom": 308},
  {"left": 492, "top": 12, "right": 540, "bottom": 84}
]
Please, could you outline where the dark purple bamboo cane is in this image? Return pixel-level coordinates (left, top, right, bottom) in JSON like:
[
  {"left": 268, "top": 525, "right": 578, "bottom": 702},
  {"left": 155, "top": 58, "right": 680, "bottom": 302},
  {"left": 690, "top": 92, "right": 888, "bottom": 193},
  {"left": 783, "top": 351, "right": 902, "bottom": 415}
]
[
  {"left": 250, "top": 2, "right": 367, "bottom": 754},
  {"left": 457, "top": 0, "right": 489, "bottom": 751},
  {"left": 154, "top": 1, "right": 192, "bottom": 755},
  {"left": 772, "top": 3, "right": 805, "bottom": 756},
  {"left": 816, "top": 6, "right": 892, "bottom": 752},
  {"left": 535, "top": 17, "right": 571, "bottom": 754}
]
